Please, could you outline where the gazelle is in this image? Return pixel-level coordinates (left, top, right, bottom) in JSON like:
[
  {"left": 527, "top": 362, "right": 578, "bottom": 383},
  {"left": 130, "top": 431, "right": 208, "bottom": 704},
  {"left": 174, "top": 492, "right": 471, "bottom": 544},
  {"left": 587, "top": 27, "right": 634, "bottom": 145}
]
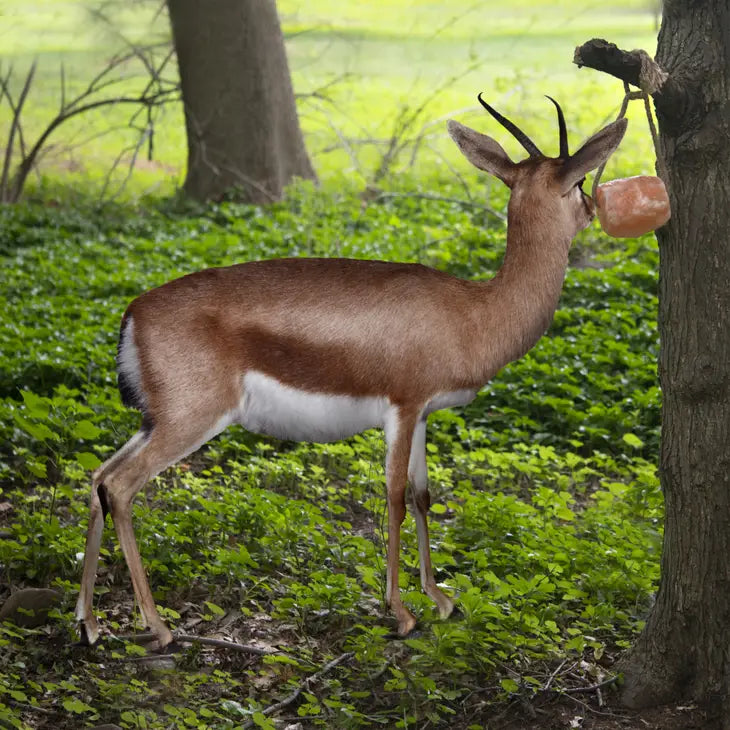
[{"left": 76, "top": 95, "right": 626, "bottom": 649}]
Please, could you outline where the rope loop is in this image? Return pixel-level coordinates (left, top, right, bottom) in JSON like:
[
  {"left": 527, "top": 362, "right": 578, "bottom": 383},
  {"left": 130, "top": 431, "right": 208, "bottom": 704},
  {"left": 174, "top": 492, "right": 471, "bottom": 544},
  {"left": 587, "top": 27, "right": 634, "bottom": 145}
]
[{"left": 591, "top": 54, "right": 668, "bottom": 199}]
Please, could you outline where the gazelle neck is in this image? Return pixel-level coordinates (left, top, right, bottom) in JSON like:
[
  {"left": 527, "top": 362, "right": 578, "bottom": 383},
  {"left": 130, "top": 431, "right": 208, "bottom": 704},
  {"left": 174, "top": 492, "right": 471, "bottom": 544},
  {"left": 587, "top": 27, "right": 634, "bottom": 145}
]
[
  {"left": 499, "top": 201, "right": 572, "bottom": 297},
  {"left": 473, "top": 204, "right": 573, "bottom": 379}
]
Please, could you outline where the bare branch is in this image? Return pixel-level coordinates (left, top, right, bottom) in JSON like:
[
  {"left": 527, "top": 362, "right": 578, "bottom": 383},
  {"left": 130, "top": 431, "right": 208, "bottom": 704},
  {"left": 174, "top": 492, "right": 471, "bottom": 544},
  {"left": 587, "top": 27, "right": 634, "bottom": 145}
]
[
  {"left": 542, "top": 658, "right": 569, "bottom": 692},
  {"left": 573, "top": 39, "right": 668, "bottom": 94},
  {"left": 73, "top": 50, "right": 136, "bottom": 106},
  {"left": 295, "top": 72, "right": 354, "bottom": 103},
  {"left": 86, "top": 5, "right": 173, "bottom": 95},
  {"left": 0, "top": 65, "right": 27, "bottom": 174},
  {"left": 98, "top": 126, "right": 151, "bottom": 203},
  {"left": 371, "top": 56, "right": 486, "bottom": 183},
  {"left": 8, "top": 86, "right": 178, "bottom": 202},
  {"left": 1, "top": 60, "right": 36, "bottom": 202},
  {"left": 59, "top": 62, "right": 66, "bottom": 112}
]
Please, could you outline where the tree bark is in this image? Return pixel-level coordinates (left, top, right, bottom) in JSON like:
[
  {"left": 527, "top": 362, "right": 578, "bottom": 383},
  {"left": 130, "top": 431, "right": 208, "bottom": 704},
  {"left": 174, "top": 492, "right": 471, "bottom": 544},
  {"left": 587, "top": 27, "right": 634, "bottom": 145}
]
[
  {"left": 167, "top": 0, "right": 316, "bottom": 203},
  {"left": 576, "top": 2, "right": 730, "bottom": 716}
]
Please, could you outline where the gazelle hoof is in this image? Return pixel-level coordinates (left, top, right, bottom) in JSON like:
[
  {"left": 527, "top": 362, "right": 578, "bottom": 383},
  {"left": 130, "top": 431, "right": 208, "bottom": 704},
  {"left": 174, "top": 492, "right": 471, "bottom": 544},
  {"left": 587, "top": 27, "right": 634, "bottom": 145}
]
[
  {"left": 158, "top": 639, "right": 183, "bottom": 655},
  {"left": 437, "top": 597, "right": 455, "bottom": 620},
  {"left": 396, "top": 613, "right": 418, "bottom": 637},
  {"left": 78, "top": 620, "right": 101, "bottom": 647}
]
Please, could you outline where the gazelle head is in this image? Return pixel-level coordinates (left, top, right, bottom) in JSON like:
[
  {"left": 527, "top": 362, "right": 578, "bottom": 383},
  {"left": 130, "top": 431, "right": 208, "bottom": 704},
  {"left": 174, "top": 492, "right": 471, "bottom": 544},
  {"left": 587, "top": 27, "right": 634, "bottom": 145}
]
[{"left": 448, "top": 94, "right": 627, "bottom": 238}]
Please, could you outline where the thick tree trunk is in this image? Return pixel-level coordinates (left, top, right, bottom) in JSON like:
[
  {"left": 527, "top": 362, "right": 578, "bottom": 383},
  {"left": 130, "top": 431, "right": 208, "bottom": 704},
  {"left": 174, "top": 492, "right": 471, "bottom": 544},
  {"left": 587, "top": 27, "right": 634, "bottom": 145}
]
[
  {"left": 167, "top": 0, "right": 316, "bottom": 203},
  {"left": 616, "top": 0, "right": 730, "bottom": 715}
]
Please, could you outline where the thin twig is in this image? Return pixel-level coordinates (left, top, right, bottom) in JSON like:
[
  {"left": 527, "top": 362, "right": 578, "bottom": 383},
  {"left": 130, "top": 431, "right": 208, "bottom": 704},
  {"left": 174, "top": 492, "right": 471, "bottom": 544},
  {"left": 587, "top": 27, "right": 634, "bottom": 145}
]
[
  {"left": 0, "top": 66, "right": 29, "bottom": 165},
  {"left": 562, "top": 691, "right": 630, "bottom": 719},
  {"left": 98, "top": 126, "right": 151, "bottom": 202},
  {"left": 296, "top": 72, "right": 354, "bottom": 103},
  {"left": 371, "top": 55, "right": 487, "bottom": 183},
  {"left": 59, "top": 62, "right": 66, "bottom": 112},
  {"left": 241, "top": 652, "right": 354, "bottom": 729},
  {"left": 542, "top": 658, "right": 568, "bottom": 691},
  {"left": 371, "top": 191, "right": 506, "bottom": 220},
  {"left": 10, "top": 702, "right": 57, "bottom": 716},
  {"left": 560, "top": 675, "right": 619, "bottom": 695}
]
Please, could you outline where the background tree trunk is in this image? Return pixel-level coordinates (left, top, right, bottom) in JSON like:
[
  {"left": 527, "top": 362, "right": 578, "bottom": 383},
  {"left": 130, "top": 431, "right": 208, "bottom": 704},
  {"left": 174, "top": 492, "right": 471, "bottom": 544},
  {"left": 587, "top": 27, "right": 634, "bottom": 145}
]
[
  {"left": 617, "top": 0, "right": 730, "bottom": 717},
  {"left": 167, "top": 0, "right": 316, "bottom": 203}
]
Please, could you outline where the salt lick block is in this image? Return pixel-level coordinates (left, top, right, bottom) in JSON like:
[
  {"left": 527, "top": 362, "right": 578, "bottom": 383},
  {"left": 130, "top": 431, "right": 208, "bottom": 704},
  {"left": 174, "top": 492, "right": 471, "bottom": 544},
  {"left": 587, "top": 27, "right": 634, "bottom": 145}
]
[{"left": 596, "top": 176, "right": 671, "bottom": 238}]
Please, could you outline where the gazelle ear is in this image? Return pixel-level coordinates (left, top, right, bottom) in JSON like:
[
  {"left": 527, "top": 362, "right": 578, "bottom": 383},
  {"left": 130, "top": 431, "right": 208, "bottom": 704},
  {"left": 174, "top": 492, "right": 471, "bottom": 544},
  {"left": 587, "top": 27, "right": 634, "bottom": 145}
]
[
  {"left": 448, "top": 120, "right": 517, "bottom": 188},
  {"left": 559, "top": 118, "right": 628, "bottom": 194}
]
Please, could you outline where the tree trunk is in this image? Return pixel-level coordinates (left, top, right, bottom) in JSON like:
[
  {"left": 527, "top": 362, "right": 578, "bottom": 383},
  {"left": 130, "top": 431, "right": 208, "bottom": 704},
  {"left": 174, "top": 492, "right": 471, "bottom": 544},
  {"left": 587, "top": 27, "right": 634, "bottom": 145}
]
[
  {"left": 617, "top": 0, "right": 730, "bottom": 716},
  {"left": 167, "top": 0, "right": 316, "bottom": 203}
]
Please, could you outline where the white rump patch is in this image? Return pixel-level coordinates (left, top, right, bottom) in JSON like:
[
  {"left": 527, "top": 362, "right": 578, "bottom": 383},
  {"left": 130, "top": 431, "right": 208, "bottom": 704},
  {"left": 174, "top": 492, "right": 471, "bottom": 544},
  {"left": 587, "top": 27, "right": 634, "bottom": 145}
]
[
  {"left": 117, "top": 316, "right": 145, "bottom": 406},
  {"left": 237, "top": 371, "right": 391, "bottom": 443}
]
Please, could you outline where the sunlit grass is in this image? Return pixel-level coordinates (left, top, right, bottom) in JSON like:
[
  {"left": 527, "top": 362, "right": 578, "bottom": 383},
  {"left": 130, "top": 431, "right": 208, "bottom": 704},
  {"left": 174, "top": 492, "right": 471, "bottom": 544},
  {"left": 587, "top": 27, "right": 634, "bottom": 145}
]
[{"left": 0, "top": 1, "right": 658, "bottom": 197}]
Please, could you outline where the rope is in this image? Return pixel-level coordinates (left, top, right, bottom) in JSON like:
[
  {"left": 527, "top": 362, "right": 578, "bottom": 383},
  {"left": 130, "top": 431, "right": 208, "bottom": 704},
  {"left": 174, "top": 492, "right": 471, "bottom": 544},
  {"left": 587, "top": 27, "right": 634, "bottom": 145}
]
[{"left": 591, "top": 53, "right": 668, "bottom": 199}]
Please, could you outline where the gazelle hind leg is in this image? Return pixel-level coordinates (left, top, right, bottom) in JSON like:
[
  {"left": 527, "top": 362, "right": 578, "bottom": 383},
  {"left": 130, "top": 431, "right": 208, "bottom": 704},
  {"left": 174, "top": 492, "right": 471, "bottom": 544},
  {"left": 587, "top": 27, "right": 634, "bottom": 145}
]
[
  {"left": 75, "top": 481, "right": 107, "bottom": 645},
  {"left": 77, "top": 415, "right": 231, "bottom": 649},
  {"left": 408, "top": 419, "right": 455, "bottom": 619},
  {"left": 75, "top": 430, "right": 149, "bottom": 645}
]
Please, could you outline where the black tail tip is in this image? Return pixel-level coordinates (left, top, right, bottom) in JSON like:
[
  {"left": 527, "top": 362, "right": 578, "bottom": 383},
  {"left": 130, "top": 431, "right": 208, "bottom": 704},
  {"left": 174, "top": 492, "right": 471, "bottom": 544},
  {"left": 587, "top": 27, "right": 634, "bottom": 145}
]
[{"left": 97, "top": 484, "right": 110, "bottom": 521}]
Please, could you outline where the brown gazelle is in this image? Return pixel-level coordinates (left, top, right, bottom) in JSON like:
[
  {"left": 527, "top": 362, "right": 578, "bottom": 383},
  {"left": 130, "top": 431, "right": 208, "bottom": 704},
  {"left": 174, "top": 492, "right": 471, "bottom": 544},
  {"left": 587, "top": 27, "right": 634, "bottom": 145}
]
[{"left": 76, "top": 95, "right": 627, "bottom": 649}]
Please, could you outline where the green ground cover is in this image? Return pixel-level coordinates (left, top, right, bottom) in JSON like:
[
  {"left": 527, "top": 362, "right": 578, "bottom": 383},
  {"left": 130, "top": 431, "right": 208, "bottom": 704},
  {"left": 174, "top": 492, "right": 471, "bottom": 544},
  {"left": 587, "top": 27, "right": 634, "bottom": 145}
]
[{"left": 0, "top": 2, "right": 663, "bottom": 728}]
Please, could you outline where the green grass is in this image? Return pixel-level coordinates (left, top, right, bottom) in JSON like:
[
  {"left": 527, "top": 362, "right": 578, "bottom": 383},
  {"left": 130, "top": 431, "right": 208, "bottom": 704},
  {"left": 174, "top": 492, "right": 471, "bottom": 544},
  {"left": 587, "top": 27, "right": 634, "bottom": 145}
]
[{"left": 0, "top": 2, "right": 665, "bottom": 728}]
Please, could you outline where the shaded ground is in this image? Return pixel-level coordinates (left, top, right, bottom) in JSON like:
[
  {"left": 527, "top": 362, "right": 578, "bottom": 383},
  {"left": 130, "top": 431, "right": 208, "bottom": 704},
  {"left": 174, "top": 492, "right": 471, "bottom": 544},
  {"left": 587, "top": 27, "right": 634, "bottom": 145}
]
[
  {"left": 1, "top": 578, "right": 719, "bottom": 730},
  {"left": 1, "top": 478, "right": 704, "bottom": 730},
  {"left": 488, "top": 697, "right": 715, "bottom": 730}
]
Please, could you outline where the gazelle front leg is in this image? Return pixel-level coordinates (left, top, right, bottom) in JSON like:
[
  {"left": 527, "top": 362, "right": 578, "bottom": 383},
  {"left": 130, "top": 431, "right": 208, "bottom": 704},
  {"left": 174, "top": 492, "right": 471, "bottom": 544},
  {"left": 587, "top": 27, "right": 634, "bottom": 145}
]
[
  {"left": 408, "top": 418, "right": 455, "bottom": 619},
  {"left": 383, "top": 409, "right": 418, "bottom": 635}
]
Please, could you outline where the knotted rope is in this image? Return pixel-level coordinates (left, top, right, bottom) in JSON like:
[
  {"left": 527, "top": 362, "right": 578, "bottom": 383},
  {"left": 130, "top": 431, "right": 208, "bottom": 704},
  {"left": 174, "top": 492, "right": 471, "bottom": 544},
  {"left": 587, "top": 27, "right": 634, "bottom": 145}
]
[{"left": 591, "top": 50, "right": 668, "bottom": 199}]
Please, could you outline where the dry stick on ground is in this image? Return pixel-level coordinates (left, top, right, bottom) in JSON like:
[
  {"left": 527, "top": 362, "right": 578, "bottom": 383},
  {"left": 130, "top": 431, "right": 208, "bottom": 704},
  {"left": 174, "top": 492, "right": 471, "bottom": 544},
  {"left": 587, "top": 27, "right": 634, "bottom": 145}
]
[
  {"left": 562, "top": 691, "right": 631, "bottom": 719},
  {"left": 542, "top": 658, "right": 569, "bottom": 692},
  {"left": 11, "top": 702, "right": 57, "bottom": 717},
  {"left": 175, "top": 633, "right": 278, "bottom": 656},
  {"left": 114, "top": 631, "right": 278, "bottom": 656},
  {"left": 560, "top": 675, "right": 620, "bottom": 695},
  {"left": 241, "top": 652, "right": 354, "bottom": 729}
]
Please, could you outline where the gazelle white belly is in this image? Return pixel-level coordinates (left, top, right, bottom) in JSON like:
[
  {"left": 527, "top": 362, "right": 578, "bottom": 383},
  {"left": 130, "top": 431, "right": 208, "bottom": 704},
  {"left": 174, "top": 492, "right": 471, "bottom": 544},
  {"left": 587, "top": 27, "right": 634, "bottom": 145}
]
[
  {"left": 237, "top": 370, "right": 390, "bottom": 442},
  {"left": 232, "top": 371, "right": 478, "bottom": 444}
]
